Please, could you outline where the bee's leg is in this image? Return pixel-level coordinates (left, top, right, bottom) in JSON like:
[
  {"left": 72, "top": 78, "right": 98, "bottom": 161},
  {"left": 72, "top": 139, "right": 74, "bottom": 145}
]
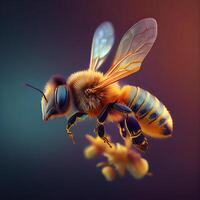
[
  {"left": 118, "top": 120, "right": 127, "bottom": 139},
  {"left": 95, "top": 102, "right": 132, "bottom": 147},
  {"left": 95, "top": 123, "right": 112, "bottom": 148},
  {"left": 125, "top": 115, "right": 148, "bottom": 152},
  {"left": 97, "top": 102, "right": 132, "bottom": 126},
  {"left": 66, "top": 112, "right": 87, "bottom": 144},
  {"left": 112, "top": 103, "right": 132, "bottom": 114},
  {"left": 97, "top": 104, "right": 112, "bottom": 124},
  {"left": 94, "top": 104, "right": 113, "bottom": 148},
  {"left": 112, "top": 103, "right": 132, "bottom": 140}
]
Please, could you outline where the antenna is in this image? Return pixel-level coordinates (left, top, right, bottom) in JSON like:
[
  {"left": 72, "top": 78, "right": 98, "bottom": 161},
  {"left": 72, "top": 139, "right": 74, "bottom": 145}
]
[{"left": 24, "top": 83, "right": 48, "bottom": 103}]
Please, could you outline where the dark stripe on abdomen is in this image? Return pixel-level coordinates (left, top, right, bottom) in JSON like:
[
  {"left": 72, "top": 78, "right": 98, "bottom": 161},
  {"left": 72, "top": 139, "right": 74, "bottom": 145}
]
[
  {"left": 126, "top": 86, "right": 173, "bottom": 137},
  {"left": 127, "top": 87, "right": 138, "bottom": 106},
  {"left": 148, "top": 100, "right": 164, "bottom": 124},
  {"left": 127, "top": 87, "right": 165, "bottom": 124},
  {"left": 137, "top": 92, "right": 155, "bottom": 119},
  {"left": 131, "top": 88, "right": 147, "bottom": 113}
]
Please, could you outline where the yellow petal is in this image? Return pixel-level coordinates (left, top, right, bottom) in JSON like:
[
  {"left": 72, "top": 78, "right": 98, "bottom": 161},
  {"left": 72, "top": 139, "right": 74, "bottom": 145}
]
[
  {"left": 115, "top": 163, "right": 126, "bottom": 176},
  {"left": 84, "top": 146, "right": 98, "bottom": 159},
  {"left": 85, "top": 134, "right": 113, "bottom": 153},
  {"left": 127, "top": 158, "right": 149, "bottom": 179},
  {"left": 101, "top": 166, "right": 116, "bottom": 182}
]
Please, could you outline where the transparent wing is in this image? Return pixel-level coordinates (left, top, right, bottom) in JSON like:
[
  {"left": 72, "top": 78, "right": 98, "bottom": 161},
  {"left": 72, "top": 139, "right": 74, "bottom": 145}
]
[
  {"left": 89, "top": 22, "right": 115, "bottom": 71},
  {"left": 93, "top": 18, "right": 157, "bottom": 91}
]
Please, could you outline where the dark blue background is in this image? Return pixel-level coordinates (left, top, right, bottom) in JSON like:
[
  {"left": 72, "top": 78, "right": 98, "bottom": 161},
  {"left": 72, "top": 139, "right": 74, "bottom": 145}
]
[{"left": 0, "top": 0, "right": 199, "bottom": 199}]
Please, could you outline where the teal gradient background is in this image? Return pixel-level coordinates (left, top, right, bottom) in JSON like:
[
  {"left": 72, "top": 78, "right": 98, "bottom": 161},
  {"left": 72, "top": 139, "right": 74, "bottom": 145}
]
[{"left": 0, "top": 0, "right": 199, "bottom": 199}]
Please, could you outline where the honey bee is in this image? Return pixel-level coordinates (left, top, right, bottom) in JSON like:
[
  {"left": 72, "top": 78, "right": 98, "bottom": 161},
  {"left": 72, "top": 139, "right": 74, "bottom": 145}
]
[{"left": 26, "top": 18, "right": 173, "bottom": 151}]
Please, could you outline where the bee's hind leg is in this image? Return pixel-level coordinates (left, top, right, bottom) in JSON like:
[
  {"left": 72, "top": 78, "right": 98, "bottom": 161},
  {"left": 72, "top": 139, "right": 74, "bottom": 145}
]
[
  {"left": 118, "top": 120, "right": 127, "bottom": 139},
  {"left": 125, "top": 115, "right": 148, "bottom": 152}
]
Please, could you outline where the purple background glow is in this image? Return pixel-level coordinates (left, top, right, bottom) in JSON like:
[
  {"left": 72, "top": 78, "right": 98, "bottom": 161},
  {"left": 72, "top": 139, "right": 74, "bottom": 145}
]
[{"left": 0, "top": 0, "right": 199, "bottom": 199}]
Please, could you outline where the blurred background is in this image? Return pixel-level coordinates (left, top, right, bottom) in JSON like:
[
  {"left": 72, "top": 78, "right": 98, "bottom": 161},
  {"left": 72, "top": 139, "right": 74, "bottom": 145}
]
[{"left": 0, "top": 0, "right": 199, "bottom": 199}]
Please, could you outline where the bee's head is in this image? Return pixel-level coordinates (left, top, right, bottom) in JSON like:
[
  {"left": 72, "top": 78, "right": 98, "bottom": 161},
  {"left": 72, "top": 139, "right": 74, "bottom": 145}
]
[{"left": 41, "top": 75, "right": 71, "bottom": 121}]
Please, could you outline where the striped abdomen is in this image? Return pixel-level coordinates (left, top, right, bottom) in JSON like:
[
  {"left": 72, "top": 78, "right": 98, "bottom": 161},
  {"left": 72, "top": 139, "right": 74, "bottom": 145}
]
[{"left": 124, "top": 86, "right": 173, "bottom": 138}]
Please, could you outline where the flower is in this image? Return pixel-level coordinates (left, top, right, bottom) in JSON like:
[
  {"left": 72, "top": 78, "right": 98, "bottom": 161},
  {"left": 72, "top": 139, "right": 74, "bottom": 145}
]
[
  {"left": 84, "top": 134, "right": 149, "bottom": 181},
  {"left": 84, "top": 135, "right": 112, "bottom": 158},
  {"left": 127, "top": 158, "right": 149, "bottom": 179}
]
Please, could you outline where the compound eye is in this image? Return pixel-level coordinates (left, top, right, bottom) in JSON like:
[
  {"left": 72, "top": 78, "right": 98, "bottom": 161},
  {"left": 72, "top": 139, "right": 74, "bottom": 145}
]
[{"left": 55, "top": 85, "right": 68, "bottom": 111}]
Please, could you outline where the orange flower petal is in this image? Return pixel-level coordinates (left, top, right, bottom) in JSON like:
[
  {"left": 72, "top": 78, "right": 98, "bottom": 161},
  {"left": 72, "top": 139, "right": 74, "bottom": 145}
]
[{"left": 101, "top": 166, "right": 116, "bottom": 182}]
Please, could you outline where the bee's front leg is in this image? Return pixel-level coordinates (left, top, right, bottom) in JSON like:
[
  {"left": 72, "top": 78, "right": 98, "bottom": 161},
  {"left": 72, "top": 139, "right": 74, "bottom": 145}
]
[
  {"left": 65, "top": 112, "right": 87, "bottom": 144},
  {"left": 65, "top": 128, "right": 76, "bottom": 144},
  {"left": 118, "top": 120, "right": 127, "bottom": 139}
]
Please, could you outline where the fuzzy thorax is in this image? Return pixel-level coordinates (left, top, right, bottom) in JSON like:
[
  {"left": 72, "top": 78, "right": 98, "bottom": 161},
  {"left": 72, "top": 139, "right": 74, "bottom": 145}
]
[{"left": 67, "top": 70, "right": 121, "bottom": 117}]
